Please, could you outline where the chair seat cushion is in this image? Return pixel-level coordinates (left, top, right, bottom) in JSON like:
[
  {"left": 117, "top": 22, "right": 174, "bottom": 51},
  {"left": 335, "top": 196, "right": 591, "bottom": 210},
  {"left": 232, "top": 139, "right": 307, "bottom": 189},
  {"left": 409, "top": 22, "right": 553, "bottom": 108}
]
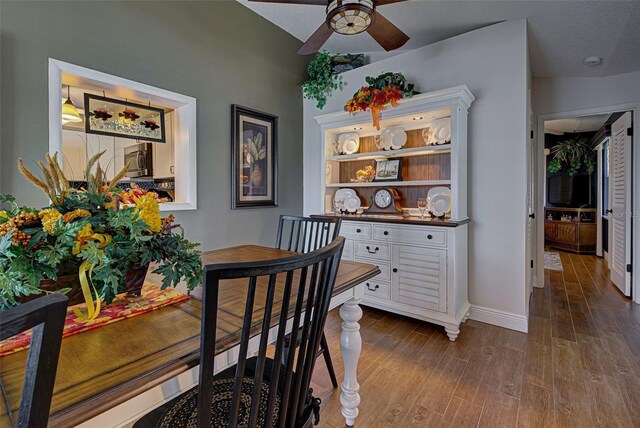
[
  {"left": 134, "top": 358, "right": 282, "bottom": 428},
  {"left": 156, "top": 376, "right": 280, "bottom": 427}
]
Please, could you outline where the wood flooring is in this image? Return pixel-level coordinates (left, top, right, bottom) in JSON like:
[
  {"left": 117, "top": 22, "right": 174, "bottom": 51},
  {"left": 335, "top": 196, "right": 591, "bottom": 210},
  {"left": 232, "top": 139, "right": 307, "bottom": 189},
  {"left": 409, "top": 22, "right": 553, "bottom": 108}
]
[{"left": 312, "top": 252, "right": 640, "bottom": 427}]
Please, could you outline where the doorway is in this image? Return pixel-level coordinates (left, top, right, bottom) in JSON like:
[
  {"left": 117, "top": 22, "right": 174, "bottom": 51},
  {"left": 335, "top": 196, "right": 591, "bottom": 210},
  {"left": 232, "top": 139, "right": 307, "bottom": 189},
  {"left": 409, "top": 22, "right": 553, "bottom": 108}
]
[{"left": 536, "top": 106, "right": 638, "bottom": 302}]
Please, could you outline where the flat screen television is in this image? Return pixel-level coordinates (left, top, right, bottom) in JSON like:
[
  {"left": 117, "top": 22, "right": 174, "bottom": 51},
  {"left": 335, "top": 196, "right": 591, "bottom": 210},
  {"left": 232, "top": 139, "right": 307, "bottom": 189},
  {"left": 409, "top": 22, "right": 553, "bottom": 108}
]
[{"left": 547, "top": 175, "right": 591, "bottom": 206}]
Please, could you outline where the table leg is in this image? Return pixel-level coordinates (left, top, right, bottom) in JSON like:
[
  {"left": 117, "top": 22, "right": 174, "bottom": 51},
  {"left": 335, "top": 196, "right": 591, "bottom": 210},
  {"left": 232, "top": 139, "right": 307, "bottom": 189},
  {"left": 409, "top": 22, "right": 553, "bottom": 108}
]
[{"left": 339, "top": 296, "right": 363, "bottom": 426}]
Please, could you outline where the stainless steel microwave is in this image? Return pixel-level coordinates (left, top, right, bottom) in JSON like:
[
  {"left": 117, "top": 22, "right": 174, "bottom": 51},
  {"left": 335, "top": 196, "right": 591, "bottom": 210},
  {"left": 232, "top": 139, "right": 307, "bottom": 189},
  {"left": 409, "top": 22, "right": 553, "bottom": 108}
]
[{"left": 124, "top": 143, "right": 153, "bottom": 178}]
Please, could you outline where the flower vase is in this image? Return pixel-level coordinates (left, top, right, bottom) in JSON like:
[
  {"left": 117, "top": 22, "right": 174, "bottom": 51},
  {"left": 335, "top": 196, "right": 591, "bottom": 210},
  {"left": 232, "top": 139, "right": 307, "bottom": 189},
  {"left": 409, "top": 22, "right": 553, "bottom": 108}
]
[{"left": 251, "top": 164, "right": 263, "bottom": 187}]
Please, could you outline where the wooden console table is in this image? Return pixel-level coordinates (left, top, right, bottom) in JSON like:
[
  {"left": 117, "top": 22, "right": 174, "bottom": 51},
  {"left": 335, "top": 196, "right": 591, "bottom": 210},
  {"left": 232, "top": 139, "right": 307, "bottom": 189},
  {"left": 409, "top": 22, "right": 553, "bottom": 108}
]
[{"left": 544, "top": 207, "right": 596, "bottom": 254}]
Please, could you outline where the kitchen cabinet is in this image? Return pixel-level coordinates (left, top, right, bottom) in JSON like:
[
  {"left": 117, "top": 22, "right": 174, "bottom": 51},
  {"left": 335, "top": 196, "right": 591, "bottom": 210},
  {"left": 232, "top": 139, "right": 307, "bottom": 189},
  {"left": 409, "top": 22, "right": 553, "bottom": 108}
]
[
  {"left": 153, "top": 112, "right": 174, "bottom": 178},
  {"left": 327, "top": 218, "right": 469, "bottom": 341}
]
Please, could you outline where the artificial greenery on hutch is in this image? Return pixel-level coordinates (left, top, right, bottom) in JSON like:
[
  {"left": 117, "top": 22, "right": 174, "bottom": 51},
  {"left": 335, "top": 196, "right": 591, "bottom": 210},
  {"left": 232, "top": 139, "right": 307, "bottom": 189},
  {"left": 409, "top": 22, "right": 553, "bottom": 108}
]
[
  {"left": 345, "top": 71, "right": 415, "bottom": 130},
  {"left": 0, "top": 153, "right": 202, "bottom": 318},
  {"left": 302, "top": 51, "right": 344, "bottom": 110}
]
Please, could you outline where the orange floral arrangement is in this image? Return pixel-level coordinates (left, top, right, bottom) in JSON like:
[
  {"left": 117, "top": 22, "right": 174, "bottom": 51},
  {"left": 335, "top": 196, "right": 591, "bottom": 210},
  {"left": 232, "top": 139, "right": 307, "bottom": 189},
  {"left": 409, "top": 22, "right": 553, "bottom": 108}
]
[{"left": 345, "top": 72, "right": 415, "bottom": 130}]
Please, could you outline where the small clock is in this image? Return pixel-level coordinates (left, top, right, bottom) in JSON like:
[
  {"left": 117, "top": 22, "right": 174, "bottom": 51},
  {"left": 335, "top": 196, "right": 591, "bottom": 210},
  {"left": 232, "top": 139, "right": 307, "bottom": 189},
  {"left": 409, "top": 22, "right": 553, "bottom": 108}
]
[{"left": 364, "top": 187, "right": 403, "bottom": 215}]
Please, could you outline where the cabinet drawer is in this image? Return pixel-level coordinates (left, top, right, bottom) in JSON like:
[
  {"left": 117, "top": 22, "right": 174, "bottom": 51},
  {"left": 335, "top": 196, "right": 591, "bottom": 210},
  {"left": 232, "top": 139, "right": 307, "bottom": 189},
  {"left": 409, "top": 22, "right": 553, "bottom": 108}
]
[
  {"left": 341, "top": 239, "right": 354, "bottom": 261},
  {"left": 340, "top": 222, "right": 371, "bottom": 239},
  {"left": 355, "top": 242, "right": 391, "bottom": 261},
  {"left": 355, "top": 258, "right": 391, "bottom": 282},
  {"left": 373, "top": 225, "right": 446, "bottom": 247},
  {"left": 340, "top": 221, "right": 371, "bottom": 239},
  {"left": 363, "top": 280, "right": 391, "bottom": 301}
]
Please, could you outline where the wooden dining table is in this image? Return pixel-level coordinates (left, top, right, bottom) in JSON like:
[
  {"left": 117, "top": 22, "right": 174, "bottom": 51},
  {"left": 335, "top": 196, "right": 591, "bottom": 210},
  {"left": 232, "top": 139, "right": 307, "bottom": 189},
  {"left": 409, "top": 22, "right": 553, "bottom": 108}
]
[{"left": 0, "top": 245, "right": 379, "bottom": 428}]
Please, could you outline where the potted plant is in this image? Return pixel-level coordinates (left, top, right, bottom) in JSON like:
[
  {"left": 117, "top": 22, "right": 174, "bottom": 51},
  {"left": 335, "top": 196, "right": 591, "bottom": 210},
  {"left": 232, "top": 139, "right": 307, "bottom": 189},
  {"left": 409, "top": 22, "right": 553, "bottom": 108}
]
[
  {"left": 302, "top": 51, "right": 344, "bottom": 110},
  {"left": 0, "top": 152, "right": 202, "bottom": 319},
  {"left": 547, "top": 136, "right": 595, "bottom": 176},
  {"left": 345, "top": 72, "right": 415, "bottom": 130}
]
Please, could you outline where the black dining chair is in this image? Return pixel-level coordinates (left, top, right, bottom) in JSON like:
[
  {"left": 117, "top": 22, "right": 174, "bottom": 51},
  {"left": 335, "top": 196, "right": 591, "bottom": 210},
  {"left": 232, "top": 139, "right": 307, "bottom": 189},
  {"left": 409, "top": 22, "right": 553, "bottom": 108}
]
[
  {"left": 275, "top": 215, "right": 341, "bottom": 389},
  {"left": 0, "top": 293, "right": 68, "bottom": 428},
  {"left": 135, "top": 237, "right": 345, "bottom": 428}
]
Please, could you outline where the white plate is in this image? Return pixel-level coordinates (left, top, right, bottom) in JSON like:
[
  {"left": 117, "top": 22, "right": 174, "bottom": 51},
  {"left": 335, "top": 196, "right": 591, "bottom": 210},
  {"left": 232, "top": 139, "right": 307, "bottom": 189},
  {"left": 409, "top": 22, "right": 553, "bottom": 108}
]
[
  {"left": 334, "top": 188, "right": 356, "bottom": 211},
  {"left": 338, "top": 133, "right": 360, "bottom": 155},
  {"left": 423, "top": 118, "right": 451, "bottom": 146},
  {"left": 427, "top": 186, "right": 451, "bottom": 216},
  {"left": 380, "top": 126, "right": 407, "bottom": 150},
  {"left": 343, "top": 195, "right": 361, "bottom": 213}
]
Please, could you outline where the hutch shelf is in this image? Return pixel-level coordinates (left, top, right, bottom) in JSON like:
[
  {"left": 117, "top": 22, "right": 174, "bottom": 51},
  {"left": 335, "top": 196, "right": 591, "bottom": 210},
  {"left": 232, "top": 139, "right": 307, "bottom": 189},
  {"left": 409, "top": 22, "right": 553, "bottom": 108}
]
[
  {"left": 544, "top": 207, "right": 597, "bottom": 254},
  {"left": 312, "top": 86, "right": 475, "bottom": 341}
]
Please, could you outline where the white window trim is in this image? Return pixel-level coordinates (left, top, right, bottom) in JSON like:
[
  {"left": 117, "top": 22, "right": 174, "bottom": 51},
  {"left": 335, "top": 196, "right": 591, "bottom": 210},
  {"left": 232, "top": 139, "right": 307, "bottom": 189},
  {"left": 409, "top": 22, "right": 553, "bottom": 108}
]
[{"left": 48, "top": 59, "right": 197, "bottom": 211}]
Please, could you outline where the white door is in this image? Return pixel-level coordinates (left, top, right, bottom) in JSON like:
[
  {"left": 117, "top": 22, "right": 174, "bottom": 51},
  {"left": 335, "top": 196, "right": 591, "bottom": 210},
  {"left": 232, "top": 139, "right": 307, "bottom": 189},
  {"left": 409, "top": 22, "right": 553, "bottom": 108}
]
[
  {"left": 609, "top": 112, "right": 632, "bottom": 295},
  {"left": 526, "top": 110, "right": 535, "bottom": 298}
]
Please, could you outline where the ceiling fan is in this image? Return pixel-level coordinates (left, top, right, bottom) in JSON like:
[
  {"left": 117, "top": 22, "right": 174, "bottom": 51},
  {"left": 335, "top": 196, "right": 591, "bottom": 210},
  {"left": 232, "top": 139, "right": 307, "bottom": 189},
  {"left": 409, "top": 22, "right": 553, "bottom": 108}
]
[{"left": 248, "top": 0, "right": 409, "bottom": 55}]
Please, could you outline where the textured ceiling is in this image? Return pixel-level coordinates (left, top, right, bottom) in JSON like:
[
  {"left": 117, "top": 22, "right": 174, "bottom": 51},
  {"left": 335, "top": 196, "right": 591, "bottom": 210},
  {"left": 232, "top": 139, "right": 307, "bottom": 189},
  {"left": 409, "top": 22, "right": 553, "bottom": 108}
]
[
  {"left": 544, "top": 114, "right": 610, "bottom": 135},
  {"left": 237, "top": 0, "right": 640, "bottom": 78}
]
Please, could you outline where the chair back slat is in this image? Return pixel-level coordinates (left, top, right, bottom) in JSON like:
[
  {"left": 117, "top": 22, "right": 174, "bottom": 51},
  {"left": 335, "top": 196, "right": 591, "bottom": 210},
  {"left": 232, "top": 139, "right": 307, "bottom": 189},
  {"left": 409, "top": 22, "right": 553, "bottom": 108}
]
[
  {"left": 199, "top": 237, "right": 345, "bottom": 428},
  {"left": 0, "top": 294, "right": 68, "bottom": 428},
  {"left": 275, "top": 215, "right": 342, "bottom": 254}
]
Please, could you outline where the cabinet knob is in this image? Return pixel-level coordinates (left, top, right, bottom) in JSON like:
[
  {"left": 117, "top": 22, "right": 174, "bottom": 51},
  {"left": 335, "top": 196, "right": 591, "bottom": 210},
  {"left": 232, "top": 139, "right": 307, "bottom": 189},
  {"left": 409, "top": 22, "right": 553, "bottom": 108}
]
[
  {"left": 392, "top": 268, "right": 398, "bottom": 273},
  {"left": 427, "top": 234, "right": 433, "bottom": 240},
  {"left": 356, "top": 228, "right": 361, "bottom": 233},
  {"left": 366, "top": 283, "right": 379, "bottom": 292},
  {"left": 366, "top": 246, "right": 379, "bottom": 254},
  {"left": 383, "top": 230, "right": 389, "bottom": 236}
]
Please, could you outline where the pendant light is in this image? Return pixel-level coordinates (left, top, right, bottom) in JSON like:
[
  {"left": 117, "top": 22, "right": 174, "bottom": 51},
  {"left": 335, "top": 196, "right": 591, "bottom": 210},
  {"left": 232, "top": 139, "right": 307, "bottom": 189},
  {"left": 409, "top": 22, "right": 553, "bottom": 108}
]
[{"left": 61, "top": 85, "right": 82, "bottom": 124}]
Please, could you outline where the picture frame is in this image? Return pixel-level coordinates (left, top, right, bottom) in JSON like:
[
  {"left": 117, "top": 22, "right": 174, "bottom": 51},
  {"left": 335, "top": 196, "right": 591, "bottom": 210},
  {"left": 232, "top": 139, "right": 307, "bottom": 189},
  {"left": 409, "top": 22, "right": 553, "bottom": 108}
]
[
  {"left": 374, "top": 158, "right": 403, "bottom": 182},
  {"left": 231, "top": 105, "right": 278, "bottom": 209},
  {"left": 84, "top": 94, "right": 166, "bottom": 143}
]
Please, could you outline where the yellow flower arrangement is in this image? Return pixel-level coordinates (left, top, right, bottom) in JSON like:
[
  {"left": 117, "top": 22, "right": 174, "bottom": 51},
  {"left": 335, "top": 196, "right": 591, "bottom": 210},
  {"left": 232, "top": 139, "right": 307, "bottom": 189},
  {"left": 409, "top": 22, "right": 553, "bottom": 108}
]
[
  {"left": 38, "top": 208, "right": 62, "bottom": 234},
  {"left": 63, "top": 209, "right": 91, "bottom": 223},
  {"left": 133, "top": 193, "right": 162, "bottom": 232}
]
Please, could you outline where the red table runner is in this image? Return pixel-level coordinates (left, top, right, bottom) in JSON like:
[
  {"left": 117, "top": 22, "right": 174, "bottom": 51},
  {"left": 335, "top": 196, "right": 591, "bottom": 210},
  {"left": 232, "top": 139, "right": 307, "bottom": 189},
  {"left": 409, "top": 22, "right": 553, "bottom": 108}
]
[{"left": 0, "top": 283, "right": 189, "bottom": 356}]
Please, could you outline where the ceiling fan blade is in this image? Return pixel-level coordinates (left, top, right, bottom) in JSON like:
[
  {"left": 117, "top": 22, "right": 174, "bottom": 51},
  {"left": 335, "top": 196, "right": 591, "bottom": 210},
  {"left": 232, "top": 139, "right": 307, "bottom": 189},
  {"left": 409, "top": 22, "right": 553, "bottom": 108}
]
[
  {"left": 297, "top": 23, "right": 333, "bottom": 55},
  {"left": 248, "top": 0, "right": 328, "bottom": 5},
  {"left": 376, "top": 0, "right": 408, "bottom": 5},
  {"left": 366, "top": 12, "right": 409, "bottom": 51}
]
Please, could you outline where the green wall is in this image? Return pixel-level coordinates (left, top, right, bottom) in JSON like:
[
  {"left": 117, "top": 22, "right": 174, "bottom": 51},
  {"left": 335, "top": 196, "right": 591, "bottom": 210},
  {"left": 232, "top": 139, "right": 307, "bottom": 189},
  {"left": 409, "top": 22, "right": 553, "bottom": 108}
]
[{"left": 0, "top": 0, "right": 307, "bottom": 250}]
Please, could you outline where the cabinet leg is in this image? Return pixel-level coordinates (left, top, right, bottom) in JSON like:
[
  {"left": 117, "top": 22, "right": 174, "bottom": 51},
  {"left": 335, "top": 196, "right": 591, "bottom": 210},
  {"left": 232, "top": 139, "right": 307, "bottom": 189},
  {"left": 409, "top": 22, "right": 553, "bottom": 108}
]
[
  {"left": 445, "top": 325, "right": 460, "bottom": 342},
  {"left": 340, "top": 296, "right": 363, "bottom": 427},
  {"left": 462, "top": 310, "right": 470, "bottom": 323}
]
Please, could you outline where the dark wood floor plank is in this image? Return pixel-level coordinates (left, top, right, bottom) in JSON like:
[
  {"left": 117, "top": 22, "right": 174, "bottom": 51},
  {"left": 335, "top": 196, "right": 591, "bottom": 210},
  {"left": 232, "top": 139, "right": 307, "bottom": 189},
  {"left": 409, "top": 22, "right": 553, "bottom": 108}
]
[
  {"left": 477, "top": 390, "right": 519, "bottom": 428},
  {"left": 517, "top": 382, "right": 553, "bottom": 427},
  {"left": 487, "top": 346, "right": 526, "bottom": 399},
  {"left": 576, "top": 334, "right": 613, "bottom": 376},
  {"left": 412, "top": 354, "right": 467, "bottom": 414},
  {"left": 584, "top": 371, "right": 634, "bottom": 427},
  {"left": 524, "top": 341, "right": 553, "bottom": 390}
]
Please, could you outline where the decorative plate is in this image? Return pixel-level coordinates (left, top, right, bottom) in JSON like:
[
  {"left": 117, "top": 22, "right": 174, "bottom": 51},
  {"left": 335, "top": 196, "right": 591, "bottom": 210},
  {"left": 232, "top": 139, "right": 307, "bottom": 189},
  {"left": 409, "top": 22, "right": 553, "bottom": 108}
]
[
  {"left": 423, "top": 119, "right": 451, "bottom": 146},
  {"left": 338, "top": 133, "right": 360, "bottom": 155},
  {"left": 343, "top": 194, "right": 361, "bottom": 213},
  {"left": 427, "top": 186, "right": 451, "bottom": 216},
  {"left": 380, "top": 126, "right": 407, "bottom": 150},
  {"left": 333, "top": 188, "right": 356, "bottom": 212}
]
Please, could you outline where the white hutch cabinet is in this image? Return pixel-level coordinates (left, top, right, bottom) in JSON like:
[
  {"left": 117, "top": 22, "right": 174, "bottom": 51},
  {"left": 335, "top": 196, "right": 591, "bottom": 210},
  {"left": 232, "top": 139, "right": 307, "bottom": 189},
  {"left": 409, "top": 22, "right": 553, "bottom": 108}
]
[{"left": 311, "top": 86, "right": 474, "bottom": 341}]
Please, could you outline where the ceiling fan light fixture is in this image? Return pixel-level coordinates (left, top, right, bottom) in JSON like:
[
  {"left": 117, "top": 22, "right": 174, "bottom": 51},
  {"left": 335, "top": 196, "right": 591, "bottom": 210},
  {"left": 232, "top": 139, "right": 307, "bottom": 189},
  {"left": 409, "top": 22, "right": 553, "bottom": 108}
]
[{"left": 326, "top": 0, "right": 375, "bottom": 35}]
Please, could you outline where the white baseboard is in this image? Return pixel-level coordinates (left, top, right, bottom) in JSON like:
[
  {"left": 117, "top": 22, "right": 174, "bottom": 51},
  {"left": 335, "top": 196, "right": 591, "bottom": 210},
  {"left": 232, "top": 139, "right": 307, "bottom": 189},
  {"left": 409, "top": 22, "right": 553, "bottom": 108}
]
[{"left": 469, "top": 304, "right": 528, "bottom": 333}]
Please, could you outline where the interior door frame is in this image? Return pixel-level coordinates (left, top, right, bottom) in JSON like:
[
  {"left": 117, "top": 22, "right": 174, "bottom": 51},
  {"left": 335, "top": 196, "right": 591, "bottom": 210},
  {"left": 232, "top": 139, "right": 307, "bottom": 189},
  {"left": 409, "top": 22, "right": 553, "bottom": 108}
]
[{"left": 536, "top": 103, "right": 639, "bottom": 304}]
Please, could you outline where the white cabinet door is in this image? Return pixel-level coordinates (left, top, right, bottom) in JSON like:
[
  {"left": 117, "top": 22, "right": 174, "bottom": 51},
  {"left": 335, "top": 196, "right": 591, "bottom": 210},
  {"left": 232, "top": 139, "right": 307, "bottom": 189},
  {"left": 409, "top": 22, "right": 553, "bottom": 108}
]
[
  {"left": 392, "top": 244, "right": 447, "bottom": 312},
  {"left": 609, "top": 112, "right": 632, "bottom": 296},
  {"left": 153, "top": 112, "right": 174, "bottom": 178}
]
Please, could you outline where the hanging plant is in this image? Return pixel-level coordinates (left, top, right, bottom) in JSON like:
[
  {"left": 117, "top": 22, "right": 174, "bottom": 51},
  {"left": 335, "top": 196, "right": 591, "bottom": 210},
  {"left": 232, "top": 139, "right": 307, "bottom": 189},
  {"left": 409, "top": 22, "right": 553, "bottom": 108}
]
[
  {"left": 344, "top": 72, "right": 415, "bottom": 130},
  {"left": 547, "top": 136, "right": 595, "bottom": 176},
  {"left": 303, "top": 51, "right": 344, "bottom": 110}
]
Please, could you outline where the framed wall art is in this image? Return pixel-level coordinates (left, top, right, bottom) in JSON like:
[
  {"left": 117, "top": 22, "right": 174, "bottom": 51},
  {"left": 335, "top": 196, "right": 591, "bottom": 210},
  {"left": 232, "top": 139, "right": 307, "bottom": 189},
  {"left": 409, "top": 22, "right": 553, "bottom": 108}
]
[
  {"left": 374, "top": 158, "right": 403, "bottom": 182},
  {"left": 84, "top": 94, "right": 166, "bottom": 143},
  {"left": 231, "top": 105, "right": 278, "bottom": 208}
]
